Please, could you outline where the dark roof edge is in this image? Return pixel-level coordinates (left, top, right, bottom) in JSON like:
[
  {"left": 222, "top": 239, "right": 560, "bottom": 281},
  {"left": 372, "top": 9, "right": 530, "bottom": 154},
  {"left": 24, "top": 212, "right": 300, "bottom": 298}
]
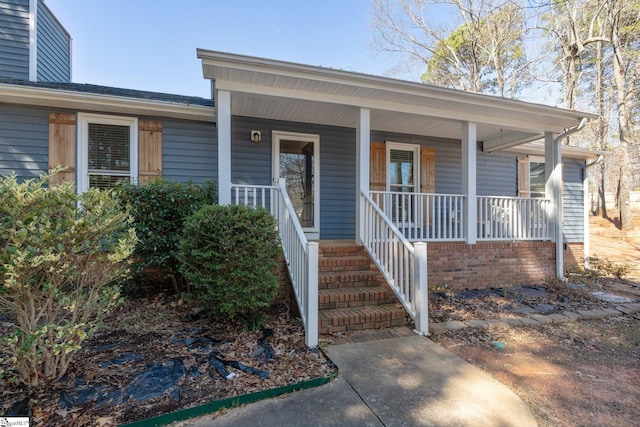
[{"left": 0, "top": 78, "right": 214, "bottom": 107}]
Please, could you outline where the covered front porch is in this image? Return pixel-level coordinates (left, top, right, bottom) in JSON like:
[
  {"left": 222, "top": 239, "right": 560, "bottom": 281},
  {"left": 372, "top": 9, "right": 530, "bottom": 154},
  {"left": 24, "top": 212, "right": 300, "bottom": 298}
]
[{"left": 198, "top": 50, "right": 595, "bottom": 347}]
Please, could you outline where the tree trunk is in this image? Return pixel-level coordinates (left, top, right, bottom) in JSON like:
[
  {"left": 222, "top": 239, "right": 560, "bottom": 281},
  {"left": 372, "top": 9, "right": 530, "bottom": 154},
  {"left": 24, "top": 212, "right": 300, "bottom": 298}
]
[{"left": 609, "top": 2, "right": 635, "bottom": 234}]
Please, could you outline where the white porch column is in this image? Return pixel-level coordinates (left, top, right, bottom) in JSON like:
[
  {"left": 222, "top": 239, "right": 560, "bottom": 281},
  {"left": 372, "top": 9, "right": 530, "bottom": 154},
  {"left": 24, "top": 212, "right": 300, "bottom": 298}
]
[
  {"left": 355, "top": 108, "right": 370, "bottom": 245},
  {"left": 545, "top": 131, "right": 563, "bottom": 278},
  {"left": 462, "top": 122, "right": 477, "bottom": 244},
  {"left": 217, "top": 89, "right": 232, "bottom": 205}
]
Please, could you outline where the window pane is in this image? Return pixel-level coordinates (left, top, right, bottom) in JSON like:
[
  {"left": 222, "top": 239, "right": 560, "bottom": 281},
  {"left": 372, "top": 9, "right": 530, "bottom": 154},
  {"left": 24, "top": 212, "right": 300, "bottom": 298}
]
[
  {"left": 88, "top": 123, "right": 130, "bottom": 172},
  {"left": 279, "top": 139, "right": 315, "bottom": 228},
  {"left": 389, "top": 149, "right": 414, "bottom": 188},
  {"left": 530, "top": 162, "right": 545, "bottom": 198},
  {"left": 89, "top": 175, "right": 129, "bottom": 190}
]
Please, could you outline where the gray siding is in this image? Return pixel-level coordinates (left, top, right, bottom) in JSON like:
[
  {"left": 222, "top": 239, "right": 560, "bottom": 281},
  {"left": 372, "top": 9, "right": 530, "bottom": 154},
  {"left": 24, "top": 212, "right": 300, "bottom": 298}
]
[
  {"left": 0, "top": 104, "right": 49, "bottom": 180},
  {"left": 162, "top": 120, "right": 217, "bottom": 182},
  {"left": 36, "top": 1, "right": 71, "bottom": 82},
  {"left": 232, "top": 116, "right": 357, "bottom": 239},
  {"left": 563, "top": 158, "right": 585, "bottom": 243},
  {"left": 0, "top": 0, "right": 30, "bottom": 80}
]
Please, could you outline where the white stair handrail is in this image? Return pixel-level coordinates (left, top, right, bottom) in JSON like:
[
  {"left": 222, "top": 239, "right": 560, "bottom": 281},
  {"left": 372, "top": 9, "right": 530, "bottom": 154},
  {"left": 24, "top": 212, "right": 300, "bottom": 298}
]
[
  {"left": 360, "top": 191, "right": 428, "bottom": 335},
  {"left": 276, "top": 178, "right": 318, "bottom": 347}
]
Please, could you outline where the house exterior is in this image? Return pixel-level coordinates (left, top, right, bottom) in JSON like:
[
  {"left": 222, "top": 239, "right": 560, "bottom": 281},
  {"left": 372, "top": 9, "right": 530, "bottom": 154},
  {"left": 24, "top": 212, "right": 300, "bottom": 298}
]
[
  {"left": 0, "top": 3, "right": 601, "bottom": 345},
  {"left": 0, "top": 0, "right": 71, "bottom": 82}
]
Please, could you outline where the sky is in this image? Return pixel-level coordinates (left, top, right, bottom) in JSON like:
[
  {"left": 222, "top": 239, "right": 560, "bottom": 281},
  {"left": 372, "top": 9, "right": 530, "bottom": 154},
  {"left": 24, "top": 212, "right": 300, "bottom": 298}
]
[{"left": 44, "top": 0, "right": 418, "bottom": 99}]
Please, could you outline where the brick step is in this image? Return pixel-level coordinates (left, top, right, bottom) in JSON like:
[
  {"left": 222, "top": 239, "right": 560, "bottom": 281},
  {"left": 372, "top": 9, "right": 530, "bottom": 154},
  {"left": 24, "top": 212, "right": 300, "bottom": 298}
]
[
  {"left": 318, "top": 245, "right": 366, "bottom": 257},
  {"left": 319, "top": 286, "right": 397, "bottom": 310},
  {"left": 318, "top": 255, "right": 376, "bottom": 272},
  {"left": 318, "top": 271, "right": 385, "bottom": 289},
  {"left": 318, "top": 305, "right": 408, "bottom": 334}
]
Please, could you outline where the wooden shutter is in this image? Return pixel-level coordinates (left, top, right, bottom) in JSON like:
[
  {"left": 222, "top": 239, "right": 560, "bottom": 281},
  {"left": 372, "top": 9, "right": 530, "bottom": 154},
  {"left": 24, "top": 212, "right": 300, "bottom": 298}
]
[
  {"left": 48, "top": 112, "right": 77, "bottom": 186},
  {"left": 517, "top": 155, "right": 529, "bottom": 197},
  {"left": 421, "top": 147, "right": 436, "bottom": 226},
  {"left": 138, "top": 120, "right": 162, "bottom": 184},
  {"left": 370, "top": 142, "right": 386, "bottom": 191},
  {"left": 420, "top": 147, "right": 435, "bottom": 193}
]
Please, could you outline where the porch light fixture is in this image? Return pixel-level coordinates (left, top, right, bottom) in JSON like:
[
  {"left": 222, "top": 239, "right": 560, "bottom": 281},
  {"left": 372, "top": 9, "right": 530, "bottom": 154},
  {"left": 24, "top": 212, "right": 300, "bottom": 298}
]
[{"left": 250, "top": 130, "right": 261, "bottom": 143}]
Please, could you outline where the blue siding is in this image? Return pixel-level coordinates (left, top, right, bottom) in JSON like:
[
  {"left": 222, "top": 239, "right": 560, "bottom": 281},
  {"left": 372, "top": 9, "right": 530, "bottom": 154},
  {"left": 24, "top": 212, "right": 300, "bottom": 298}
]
[
  {"left": 0, "top": 104, "right": 49, "bottom": 180},
  {"left": 371, "top": 130, "right": 463, "bottom": 194},
  {"left": 36, "top": 1, "right": 71, "bottom": 82},
  {"left": 477, "top": 145, "right": 517, "bottom": 196},
  {"left": 162, "top": 120, "right": 217, "bottom": 182},
  {"left": 0, "top": 0, "right": 30, "bottom": 80},
  {"left": 563, "top": 158, "right": 585, "bottom": 243},
  {"left": 232, "top": 116, "right": 357, "bottom": 239},
  {"left": 231, "top": 117, "right": 272, "bottom": 186}
]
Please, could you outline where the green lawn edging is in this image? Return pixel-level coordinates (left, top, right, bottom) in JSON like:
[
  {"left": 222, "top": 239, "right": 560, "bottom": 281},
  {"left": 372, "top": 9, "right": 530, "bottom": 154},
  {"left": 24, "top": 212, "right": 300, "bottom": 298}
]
[{"left": 119, "top": 374, "right": 335, "bottom": 427}]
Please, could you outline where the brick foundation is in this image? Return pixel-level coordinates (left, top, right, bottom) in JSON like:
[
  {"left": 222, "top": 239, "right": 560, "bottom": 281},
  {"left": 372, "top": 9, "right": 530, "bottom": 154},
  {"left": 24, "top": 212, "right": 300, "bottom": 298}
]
[
  {"left": 427, "top": 241, "right": 556, "bottom": 289},
  {"left": 564, "top": 242, "right": 585, "bottom": 270},
  {"left": 274, "top": 256, "right": 296, "bottom": 310}
]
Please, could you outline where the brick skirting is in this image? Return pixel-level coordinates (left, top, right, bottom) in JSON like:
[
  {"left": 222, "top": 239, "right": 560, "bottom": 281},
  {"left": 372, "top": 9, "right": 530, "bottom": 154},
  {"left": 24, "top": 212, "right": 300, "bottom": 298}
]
[
  {"left": 564, "top": 242, "right": 585, "bottom": 270},
  {"left": 427, "top": 241, "right": 556, "bottom": 289}
]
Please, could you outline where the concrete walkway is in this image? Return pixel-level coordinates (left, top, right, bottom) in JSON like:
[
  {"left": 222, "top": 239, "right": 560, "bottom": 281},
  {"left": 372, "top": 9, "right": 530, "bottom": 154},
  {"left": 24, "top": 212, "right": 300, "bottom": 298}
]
[{"left": 177, "top": 335, "right": 537, "bottom": 427}]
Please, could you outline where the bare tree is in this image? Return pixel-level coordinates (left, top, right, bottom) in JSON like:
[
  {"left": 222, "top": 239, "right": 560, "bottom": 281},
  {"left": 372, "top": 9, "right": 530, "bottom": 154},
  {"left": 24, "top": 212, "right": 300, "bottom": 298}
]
[
  {"left": 371, "top": 0, "right": 532, "bottom": 96},
  {"left": 607, "top": 0, "right": 640, "bottom": 233}
]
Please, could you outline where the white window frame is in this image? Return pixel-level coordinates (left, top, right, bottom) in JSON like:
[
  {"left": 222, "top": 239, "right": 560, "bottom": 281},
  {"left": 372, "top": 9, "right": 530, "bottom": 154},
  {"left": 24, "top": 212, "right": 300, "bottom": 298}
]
[
  {"left": 529, "top": 155, "right": 546, "bottom": 198},
  {"left": 385, "top": 141, "right": 420, "bottom": 193},
  {"left": 77, "top": 113, "right": 138, "bottom": 193}
]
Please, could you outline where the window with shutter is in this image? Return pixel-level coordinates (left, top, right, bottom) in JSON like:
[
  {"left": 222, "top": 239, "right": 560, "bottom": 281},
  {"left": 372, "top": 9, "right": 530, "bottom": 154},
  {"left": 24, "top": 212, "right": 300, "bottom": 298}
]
[
  {"left": 77, "top": 113, "right": 138, "bottom": 193},
  {"left": 386, "top": 142, "right": 420, "bottom": 193},
  {"left": 530, "top": 161, "right": 546, "bottom": 198}
]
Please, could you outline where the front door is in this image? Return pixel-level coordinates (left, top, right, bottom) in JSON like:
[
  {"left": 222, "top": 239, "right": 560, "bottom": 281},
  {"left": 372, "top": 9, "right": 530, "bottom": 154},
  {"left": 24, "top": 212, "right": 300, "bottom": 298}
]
[
  {"left": 273, "top": 131, "right": 320, "bottom": 239},
  {"left": 386, "top": 142, "right": 420, "bottom": 224}
]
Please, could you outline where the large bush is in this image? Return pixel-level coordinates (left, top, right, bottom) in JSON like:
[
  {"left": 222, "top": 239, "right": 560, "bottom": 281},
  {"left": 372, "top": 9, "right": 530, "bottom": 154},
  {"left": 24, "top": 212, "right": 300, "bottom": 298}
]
[
  {"left": 0, "top": 172, "right": 136, "bottom": 386},
  {"left": 117, "top": 179, "right": 216, "bottom": 293},
  {"left": 178, "top": 205, "right": 280, "bottom": 320}
]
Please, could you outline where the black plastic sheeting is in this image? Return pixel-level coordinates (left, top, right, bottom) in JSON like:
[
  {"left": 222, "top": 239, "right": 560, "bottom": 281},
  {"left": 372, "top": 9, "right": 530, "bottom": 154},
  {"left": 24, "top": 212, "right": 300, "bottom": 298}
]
[{"left": 57, "top": 328, "right": 274, "bottom": 409}]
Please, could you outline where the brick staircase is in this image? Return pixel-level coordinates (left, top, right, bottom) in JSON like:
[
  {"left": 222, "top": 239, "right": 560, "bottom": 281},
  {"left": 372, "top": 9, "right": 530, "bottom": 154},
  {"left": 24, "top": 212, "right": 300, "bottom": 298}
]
[{"left": 317, "top": 242, "right": 408, "bottom": 334}]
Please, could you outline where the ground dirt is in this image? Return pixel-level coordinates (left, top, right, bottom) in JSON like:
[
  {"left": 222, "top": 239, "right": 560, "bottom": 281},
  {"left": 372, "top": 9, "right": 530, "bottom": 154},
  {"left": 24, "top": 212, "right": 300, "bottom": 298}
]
[
  {"left": 0, "top": 300, "right": 334, "bottom": 426},
  {"left": 2, "top": 212, "right": 639, "bottom": 427},
  {"left": 435, "top": 210, "right": 640, "bottom": 427}
]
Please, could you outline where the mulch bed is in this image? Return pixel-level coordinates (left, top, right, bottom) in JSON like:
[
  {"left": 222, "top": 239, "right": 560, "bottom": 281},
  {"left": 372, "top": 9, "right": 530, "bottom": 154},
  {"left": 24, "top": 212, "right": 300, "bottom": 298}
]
[
  {"left": 427, "top": 276, "right": 637, "bottom": 324},
  {"left": 1, "top": 295, "right": 335, "bottom": 427}
]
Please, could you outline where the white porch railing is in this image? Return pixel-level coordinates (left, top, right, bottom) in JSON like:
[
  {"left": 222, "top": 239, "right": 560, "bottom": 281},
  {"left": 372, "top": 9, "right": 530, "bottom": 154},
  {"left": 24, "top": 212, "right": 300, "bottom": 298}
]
[
  {"left": 231, "top": 184, "right": 279, "bottom": 217},
  {"left": 369, "top": 191, "right": 465, "bottom": 241},
  {"left": 361, "top": 191, "right": 428, "bottom": 335},
  {"left": 477, "top": 196, "right": 551, "bottom": 240},
  {"left": 232, "top": 180, "right": 318, "bottom": 347}
]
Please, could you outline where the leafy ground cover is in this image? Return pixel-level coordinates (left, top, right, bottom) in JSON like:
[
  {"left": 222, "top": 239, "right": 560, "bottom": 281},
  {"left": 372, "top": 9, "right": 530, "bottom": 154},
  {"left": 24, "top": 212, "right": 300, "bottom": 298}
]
[
  {"left": 432, "top": 210, "right": 640, "bottom": 427},
  {"left": 1, "top": 297, "right": 334, "bottom": 426}
]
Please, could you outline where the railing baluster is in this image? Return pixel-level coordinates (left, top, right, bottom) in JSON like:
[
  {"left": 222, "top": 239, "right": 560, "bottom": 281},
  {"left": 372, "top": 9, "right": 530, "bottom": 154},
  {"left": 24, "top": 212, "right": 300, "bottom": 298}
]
[{"left": 360, "top": 191, "right": 427, "bottom": 335}]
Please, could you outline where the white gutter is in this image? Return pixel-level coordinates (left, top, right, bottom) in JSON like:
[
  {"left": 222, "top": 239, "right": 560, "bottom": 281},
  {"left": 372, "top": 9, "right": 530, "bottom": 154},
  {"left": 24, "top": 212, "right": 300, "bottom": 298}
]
[
  {"left": 585, "top": 154, "right": 604, "bottom": 169},
  {"left": 552, "top": 117, "right": 589, "bottom": 281},
  {"left": 554, "top": 117, "right": 589, "bottom": 144}
]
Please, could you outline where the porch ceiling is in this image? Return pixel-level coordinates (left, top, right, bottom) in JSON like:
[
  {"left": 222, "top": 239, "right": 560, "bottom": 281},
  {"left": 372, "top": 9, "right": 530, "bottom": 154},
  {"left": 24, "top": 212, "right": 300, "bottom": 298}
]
[
  {"left": 230, "top": 92, "right": 537, "bottom": 145},
  {"left": 198, "top": 49, "right": 597, "bottom": 150}
]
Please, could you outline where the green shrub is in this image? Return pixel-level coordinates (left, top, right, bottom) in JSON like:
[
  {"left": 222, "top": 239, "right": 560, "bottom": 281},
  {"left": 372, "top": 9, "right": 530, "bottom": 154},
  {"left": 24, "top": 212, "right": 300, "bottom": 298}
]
[
  {"left": 117, "top": 179, "right": 216, "bottom": 294},
  {"left": 0, "top": 172, "right": 136, "bottom": 386},
  {"left": 178, "top": 205, "right": 280, "bottom": 321}
]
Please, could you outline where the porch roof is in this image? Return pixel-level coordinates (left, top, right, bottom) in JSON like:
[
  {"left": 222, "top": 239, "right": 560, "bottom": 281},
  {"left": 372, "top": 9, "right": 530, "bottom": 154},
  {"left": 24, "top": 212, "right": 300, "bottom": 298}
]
[{"left": 198, "top": 49, "right": 597, "bottom": 151}]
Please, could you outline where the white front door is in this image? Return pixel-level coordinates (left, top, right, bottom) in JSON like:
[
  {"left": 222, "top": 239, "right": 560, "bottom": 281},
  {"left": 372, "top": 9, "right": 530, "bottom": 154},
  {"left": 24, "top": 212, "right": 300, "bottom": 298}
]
[{"left": 273, "top": 131, "right": 320, "bottom": 239}]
